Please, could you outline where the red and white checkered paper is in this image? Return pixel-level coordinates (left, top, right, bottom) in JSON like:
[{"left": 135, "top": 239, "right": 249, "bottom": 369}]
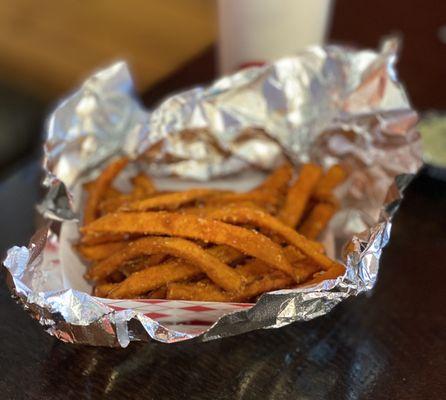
[{"left": 100, "top": 298, "right": 253, "bottom": 335}]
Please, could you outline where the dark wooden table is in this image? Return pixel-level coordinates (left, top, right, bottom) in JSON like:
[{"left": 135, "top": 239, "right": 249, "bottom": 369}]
[{"left": 1, "top": 159, "right": 445, "bottom": 399}]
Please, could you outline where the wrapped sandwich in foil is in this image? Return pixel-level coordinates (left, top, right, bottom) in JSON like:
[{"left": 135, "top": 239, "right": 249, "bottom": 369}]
[{"left": 3, "top": 38, "right": 422, "bottom": 347}]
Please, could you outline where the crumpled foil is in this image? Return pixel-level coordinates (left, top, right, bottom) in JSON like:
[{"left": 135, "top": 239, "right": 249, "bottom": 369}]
[{"left": 3, "top": 38, "right": 422, "bottom": 346}]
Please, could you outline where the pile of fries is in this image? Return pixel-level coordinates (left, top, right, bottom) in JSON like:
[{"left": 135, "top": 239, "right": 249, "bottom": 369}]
[{"left": 77, "top": 158, "right": 347, "bottom": 302}]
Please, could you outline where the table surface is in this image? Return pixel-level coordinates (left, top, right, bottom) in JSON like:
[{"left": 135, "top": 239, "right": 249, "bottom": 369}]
[{"left": 1, "top": 159, "right": 445, "bottom": 399}]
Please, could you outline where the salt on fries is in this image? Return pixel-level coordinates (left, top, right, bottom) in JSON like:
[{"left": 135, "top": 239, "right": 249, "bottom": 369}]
[{"left": 77, "top": 158, "right": 347, "bottom": 302}]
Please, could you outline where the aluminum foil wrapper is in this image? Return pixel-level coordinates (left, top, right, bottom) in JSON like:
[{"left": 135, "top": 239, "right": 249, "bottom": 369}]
[{"left": 3, "top": 39, "right": 422, "bottom": 347}]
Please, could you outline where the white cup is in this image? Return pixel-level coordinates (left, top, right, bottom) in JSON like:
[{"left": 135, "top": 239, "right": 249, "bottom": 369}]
[{"left": 218, "top": 0, "right": 334, "bottom": 74}]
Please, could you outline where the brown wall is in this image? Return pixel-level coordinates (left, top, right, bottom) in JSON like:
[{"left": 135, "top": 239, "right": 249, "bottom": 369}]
[{"left": 330, "top": 0, "right": 446, "bottom": 110}]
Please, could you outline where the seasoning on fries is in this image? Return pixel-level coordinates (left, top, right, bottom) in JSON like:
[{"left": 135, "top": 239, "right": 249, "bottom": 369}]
[{"left": 77, "top": 158, "right": 348, "bottom": 302}]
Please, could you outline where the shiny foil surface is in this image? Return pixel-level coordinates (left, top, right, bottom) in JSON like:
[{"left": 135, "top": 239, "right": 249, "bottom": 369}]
[{"left": 3, "top": 38, "right": 422, "bottom": 346}]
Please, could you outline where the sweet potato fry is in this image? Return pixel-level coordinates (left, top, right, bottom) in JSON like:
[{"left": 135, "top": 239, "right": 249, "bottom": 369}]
[
  {"left": 193, "top": 206, "right": 337, "bottom": 271},
  {"left": 302, "top": 262, "right": 345, "bottom": 286},
  {"left": 104, "top": 187, "right": 121, "bottom": 199},
  {"left": 108, "top": 245, "right": 243, "bottom": 298},
  {"left": 131, "top": 173, "right": 156, "bottom": 197},
  {"left": 119, "top": 254, "right": 166, "bottom": 277},
  {"left": 238, "top": 272, "right": 294, "bottom": 299},
  {"left": 180, "top": 208, "right": 323, "bottom": 263},
  {"left": 314, "top": 164, "right": 347, "bottom": 202},
  {"left": 166, "top": 258, "right": 322, "bottom": 302},
  {"left": 87, "top": 236, "right": 245, "bottom": 292},
  {"left": 98, "top": 178, "right": 156, "bottom": 214},
  {"left": 109, "top": 270, "right": 125, "bottom": 282},
  {"left": 76, "top": 241, "right": 129, "bottom": 262},
  {"left": 299, "top": 202, "right": 338, "bottom": 239},
  {"left": 283, "top": 245, "right": 306, "bottom": 264},
  {"left": 238, "top": 258, "right": 320, "bottom": 285},
  {"left": 278, "top": 163, "right": 323, "bottom": 227},
  {"left": 80, "top": 232, "right": 133, "bottom": 245},
  {"left": 83, "top": 180, "right": 95, "bottom": 193},
  {"left": 84, "top": 180, "right": 121, "bottom": 198},
  {"left": 294, "top": 262, "right": 323, "bottom": 282},
  {"left": 236, "top": 259, "right": 273, "bottom": 281},
  {"left": 99, "top": 195, "right": 135, "bottom": 214},
  {"left": 182, "top": 202, "right": 264, "bottom": 216},
  {"left": 205, "top": 245, "right": 244, "bottom": 264},
  {"left": 93, "top": 282, "right": 117, "bottom": 297},
  {"left": 121, "top": 189, "right": 223, "bottom": 212},
  {"left": 167, "top": 271, "right": 294, "bottom": 302},
  {"left": 253, "top": 163, "right": 293, "bottom": 200},
  {"left": 167, "top": 281, "right": 230, "bottom": 302},
  {"left": 95, "top": 189, "right": 124, "bottom": 214},
  {"left": 82, "top": 212, "right": 295, "bottom": 279},
  {"left": 202, "top": 191, "right": 278, "bottom": 210},
  {"left": 146, "top": 286, "right": 167, "bottom": 299},
  {"left": 84, "top": 157, "right": 129, "bottom": 224},
  {"left": 109, "top": 262, "right": 199, "bottom": 299}
]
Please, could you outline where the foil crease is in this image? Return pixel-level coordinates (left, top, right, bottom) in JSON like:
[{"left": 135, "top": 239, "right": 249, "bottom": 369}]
[{"left": 3, "top": 38, "right": 422, "bottom": 346}]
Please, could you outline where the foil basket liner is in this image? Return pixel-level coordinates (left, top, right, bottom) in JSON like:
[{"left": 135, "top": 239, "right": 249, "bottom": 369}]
[{"left": 3, "top": 38, "right": 422, "bottom": 346}]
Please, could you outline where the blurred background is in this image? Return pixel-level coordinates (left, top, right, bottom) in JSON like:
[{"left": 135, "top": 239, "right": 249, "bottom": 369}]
[{"left": 0, "top": 0, "right": 445, "bottom": 176}]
